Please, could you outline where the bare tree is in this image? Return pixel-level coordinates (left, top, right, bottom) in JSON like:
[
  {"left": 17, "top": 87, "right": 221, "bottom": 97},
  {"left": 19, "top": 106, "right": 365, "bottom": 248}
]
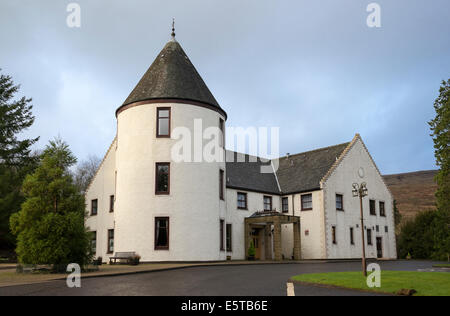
[{"left": 73, "top": 155, "right": 101, "bottom": 194}]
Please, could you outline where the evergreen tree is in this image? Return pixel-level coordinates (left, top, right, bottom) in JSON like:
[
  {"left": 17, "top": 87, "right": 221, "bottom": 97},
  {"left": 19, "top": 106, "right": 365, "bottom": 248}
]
[
  {"left": 10, "top": 138, "right": 92, "bottom": 267},
  {"left": 429, "top": 79, "right": 450, "bottom": 212},
  {"left": 0, "top": 69, "right": 39, "bottom": 250},
  {"left": 393, "top": 200, "right": 402, "bottom": 228},
  {"left": 428, "top": 79, "right": 450, "bottom": 260}
]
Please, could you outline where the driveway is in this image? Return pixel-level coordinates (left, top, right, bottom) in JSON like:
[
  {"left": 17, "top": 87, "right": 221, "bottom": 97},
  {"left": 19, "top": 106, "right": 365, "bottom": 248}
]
[{"left": 0, "top": 260, "right": 440, "bottom": 296}]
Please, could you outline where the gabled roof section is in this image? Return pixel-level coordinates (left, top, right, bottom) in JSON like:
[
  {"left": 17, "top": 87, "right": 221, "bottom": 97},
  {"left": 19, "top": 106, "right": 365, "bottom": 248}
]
[
  {"left": 275, "top": 142, "right": 350, "bottom": 194},
  {"left": 319, "top": 134, "right": 393, "bottom": 199},
  {"left": 121, "top": 39, "right": 223, "bottom": 113},
  {"left": 225, "top": 151, "right": 280, "bottom": 195}
]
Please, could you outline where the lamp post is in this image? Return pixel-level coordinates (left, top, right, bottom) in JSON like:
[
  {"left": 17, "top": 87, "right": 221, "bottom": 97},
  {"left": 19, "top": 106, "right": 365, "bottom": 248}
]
[{"left": 352, "top": 182, "right": 368, "bottom": 276}]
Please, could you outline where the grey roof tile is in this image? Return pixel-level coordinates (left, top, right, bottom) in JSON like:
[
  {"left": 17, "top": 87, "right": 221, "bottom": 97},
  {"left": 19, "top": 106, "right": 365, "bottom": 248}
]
[
  {"left": 276, "top": 142, "right": 350, "bottom": 194},
  {"left": 225, "top": 151, "right": 279, "bottom": 194},
  {"left": 122, "top": 40, "right": 224, "bottom": 112},
  {"left": 225, "top": 142, "right": 350, "bottom": 195}
]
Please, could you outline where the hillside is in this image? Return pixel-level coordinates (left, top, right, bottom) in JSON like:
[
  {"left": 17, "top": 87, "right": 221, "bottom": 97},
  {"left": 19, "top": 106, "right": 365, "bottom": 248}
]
[{"left": 382, "top": 170, "right": 438, "bottom": 224}]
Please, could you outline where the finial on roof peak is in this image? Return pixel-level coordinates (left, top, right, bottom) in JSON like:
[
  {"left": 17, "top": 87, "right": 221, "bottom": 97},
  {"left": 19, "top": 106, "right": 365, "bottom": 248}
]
[{"left": 171, "top": 18, "right": 176, "bottom": 40}]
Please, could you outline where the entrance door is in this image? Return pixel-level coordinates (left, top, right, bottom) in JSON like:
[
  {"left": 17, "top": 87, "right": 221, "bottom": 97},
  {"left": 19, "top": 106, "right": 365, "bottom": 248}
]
[
  {"left": 252, "top": 232, "right": 261, "bottom": 260},
  {"left": 376, "top": 237, "right": 383, "bottom": 258}
]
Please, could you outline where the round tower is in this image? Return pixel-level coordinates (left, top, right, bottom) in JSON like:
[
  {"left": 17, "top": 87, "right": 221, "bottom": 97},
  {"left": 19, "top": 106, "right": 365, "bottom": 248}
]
[{"left": 114, "top": 34, "right": 227, "bottom": 261}]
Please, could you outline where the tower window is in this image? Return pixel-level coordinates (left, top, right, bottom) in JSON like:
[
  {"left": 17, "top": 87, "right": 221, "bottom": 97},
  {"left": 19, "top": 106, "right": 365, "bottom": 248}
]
[
  {"left": 219, "top": 118, "right": 225, "bottom": 148},
  {"left": 219, "top": 170, "right": 224, "bottom": 200},
  {"left": 107, "top": 229, "right": 114, "bottom": 254},
  {"left": 350, "top": 227, "right": 354, "bottom": 245},
  {"left": 220, "top": 220, "right": 224, "bottom": 251},
  {"left": 155, "top": 163, "right": 170, "bottom": 194},
  {"left": 156, "top": 107, "right": 170, "bottom": 137},
  {"left": 155, "top": 217, "right": 169, "bottom": 250}
]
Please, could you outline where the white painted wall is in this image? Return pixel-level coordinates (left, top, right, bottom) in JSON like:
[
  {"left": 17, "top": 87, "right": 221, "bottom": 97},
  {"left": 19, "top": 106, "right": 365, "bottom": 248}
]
[
  {"left": 114, "top": 102, "right": 226, "bottom": 262},
  {"left": 226, "top": 189, "right": 280, "bottom": 260},
  {"left": 279, "top": 191, "right": 327, "bottom": 259},
  {"left": 85, "top": 138, "right": 117, "bottom": 261},
  {"left": 323, "top": 138, "right": 397, "bottom": 259}
]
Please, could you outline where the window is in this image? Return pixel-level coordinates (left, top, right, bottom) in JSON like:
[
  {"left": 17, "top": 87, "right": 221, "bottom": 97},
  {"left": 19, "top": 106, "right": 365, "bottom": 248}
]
[
  {"left": 220, "top": 220, "right": 224, "bottom": 251},
  {"left": 332, "top": 226, "right": 337, "bottom": 244},
  {"left": 263, "top": 196, "right": 272, "bottom": 211},
  {"left": 376, "top": 225, "right": 379, "bottom": 232},
  {"left": 155, "top": 217, "right": 169, "bottom": 250},
  {"left": 336, "top": 194, "right": 343, "bottom": 211},
  {"left": 385, "top": 226, "right": 388, "bottom": 233},
  {"left": 226, "top": 224, "right": 232, "bottom": 252},
  {"left": 369, "top": 200, "right": 376, "bottom": 215},
  {"left": 156, "top": 107, "right": 170, "bottom": 137},
  {"left": 219, "top": 170, "right": 224, "bottom": 200},
  {"left": 155, "top": 163, "right": 170, "bottom": 194},
  {"left": 219, "top": 118, "right": 225, "bottom": 148},
  {"left": 237, "top": 192, "right": 247, "bottom": 210},
  {"left": 367, "top": 229, "right": 372, "bottom": 245},
  {"left": 107, "top": 229, "right": 114, "bottom": 254},
  {"left": 350, "top": 227, "right": 354, "bottom": 245},
  {"left": 109, "top": 195, "right": 114, "bottom": 213},
  {"left": 91, "top": 199, "right": 98, "bottom": 216},
  {"left": 379, "top": 201, "right": 386, "bottom": 217},
  {"left": 91, "top": 231, "right": 97, "bottom": 254},
  {"left": 282, "top": 197, "right": 289, "bottom": 213},
  {"left": 301, "top": 194, "right": 312, "bottom": 211}
]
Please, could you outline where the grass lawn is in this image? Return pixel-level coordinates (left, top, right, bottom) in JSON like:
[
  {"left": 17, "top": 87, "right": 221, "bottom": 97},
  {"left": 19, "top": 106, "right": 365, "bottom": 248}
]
[
  {"left": 433, "top": 264, "right": 450, "bottom": 268},
  {"left": 291, "top": 271, "right": 450, "bottom": 296}
]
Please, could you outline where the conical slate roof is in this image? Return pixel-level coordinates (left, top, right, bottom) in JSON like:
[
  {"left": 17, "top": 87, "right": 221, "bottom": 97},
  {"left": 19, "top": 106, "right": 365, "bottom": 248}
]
[{"left": 122, "top": 39, "right": 223, "bottom": 112}]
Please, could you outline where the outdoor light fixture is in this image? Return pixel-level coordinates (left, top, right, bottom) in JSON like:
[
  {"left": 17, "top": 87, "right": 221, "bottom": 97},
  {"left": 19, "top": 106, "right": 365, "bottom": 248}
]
[{"left": 352, "top": 181, "right": 368, "bottom": 276}]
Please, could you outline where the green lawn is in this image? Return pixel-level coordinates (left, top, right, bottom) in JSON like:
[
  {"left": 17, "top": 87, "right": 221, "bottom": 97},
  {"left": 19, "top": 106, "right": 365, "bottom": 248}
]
[
  {"left": 433, "top": 264, "right": 450, "bottom": 268},
  {"left": 291, "top": 271, "right": 450, "bottom": 296}
]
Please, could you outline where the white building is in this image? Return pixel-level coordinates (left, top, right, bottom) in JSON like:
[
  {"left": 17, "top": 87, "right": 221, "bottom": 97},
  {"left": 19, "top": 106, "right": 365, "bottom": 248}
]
[{"left": 85, "top": 33, "right": 397, "bottom": 262}]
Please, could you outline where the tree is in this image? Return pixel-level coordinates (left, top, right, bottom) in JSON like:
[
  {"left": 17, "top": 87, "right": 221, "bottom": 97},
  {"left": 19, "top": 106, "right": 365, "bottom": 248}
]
[
  {"left": 0, "top": 69, "right": 39, "bottom": 250},
  {"left": 10, "top": 138, "right": 92, "bottom": 268},
  {"left": 73, "top": 155, "right": 101, "bottom": 194},
  {"left": 428, "top": 79, "right": 450, "bottom": 260},
  {"left": 429, "top": 79, "right": 450, "bottom": 213},
  {"left": 397, "top": 210, "right": 436, "bottom": 259},
  {"left": 393, "top": 200, "right": 402, "bottom": 228}
]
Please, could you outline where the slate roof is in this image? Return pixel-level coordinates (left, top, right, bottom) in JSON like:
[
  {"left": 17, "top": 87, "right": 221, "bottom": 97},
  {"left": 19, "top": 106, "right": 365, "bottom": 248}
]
[
  {"left": 122, "top": 39, "right": 223, "bottom": 112},
  {"left": 276, "top": 142, "right": 350, "bottom": 194},
  {"left": 225, "top": 151, "right": 280, "bottom": 194},
  {"left": 225, "top": 142, "right": 350, "bottom": 195}
]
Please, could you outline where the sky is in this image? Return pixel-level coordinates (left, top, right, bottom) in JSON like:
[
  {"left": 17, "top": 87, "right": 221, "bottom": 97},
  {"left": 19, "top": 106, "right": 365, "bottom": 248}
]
[{"left": 0, "top": 0, "right": 449, "bottom": 174}]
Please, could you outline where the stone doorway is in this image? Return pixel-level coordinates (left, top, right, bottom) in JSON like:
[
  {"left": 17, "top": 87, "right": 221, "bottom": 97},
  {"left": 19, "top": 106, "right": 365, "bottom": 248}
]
[{"left": 245, "top": 212, "right": 301, "bottom": 261}]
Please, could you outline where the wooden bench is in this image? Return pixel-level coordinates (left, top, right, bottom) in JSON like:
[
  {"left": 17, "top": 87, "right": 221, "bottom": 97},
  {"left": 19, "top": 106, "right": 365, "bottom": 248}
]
[{"left": 109, "top": 252, "right": 136, "bottom": 264}]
